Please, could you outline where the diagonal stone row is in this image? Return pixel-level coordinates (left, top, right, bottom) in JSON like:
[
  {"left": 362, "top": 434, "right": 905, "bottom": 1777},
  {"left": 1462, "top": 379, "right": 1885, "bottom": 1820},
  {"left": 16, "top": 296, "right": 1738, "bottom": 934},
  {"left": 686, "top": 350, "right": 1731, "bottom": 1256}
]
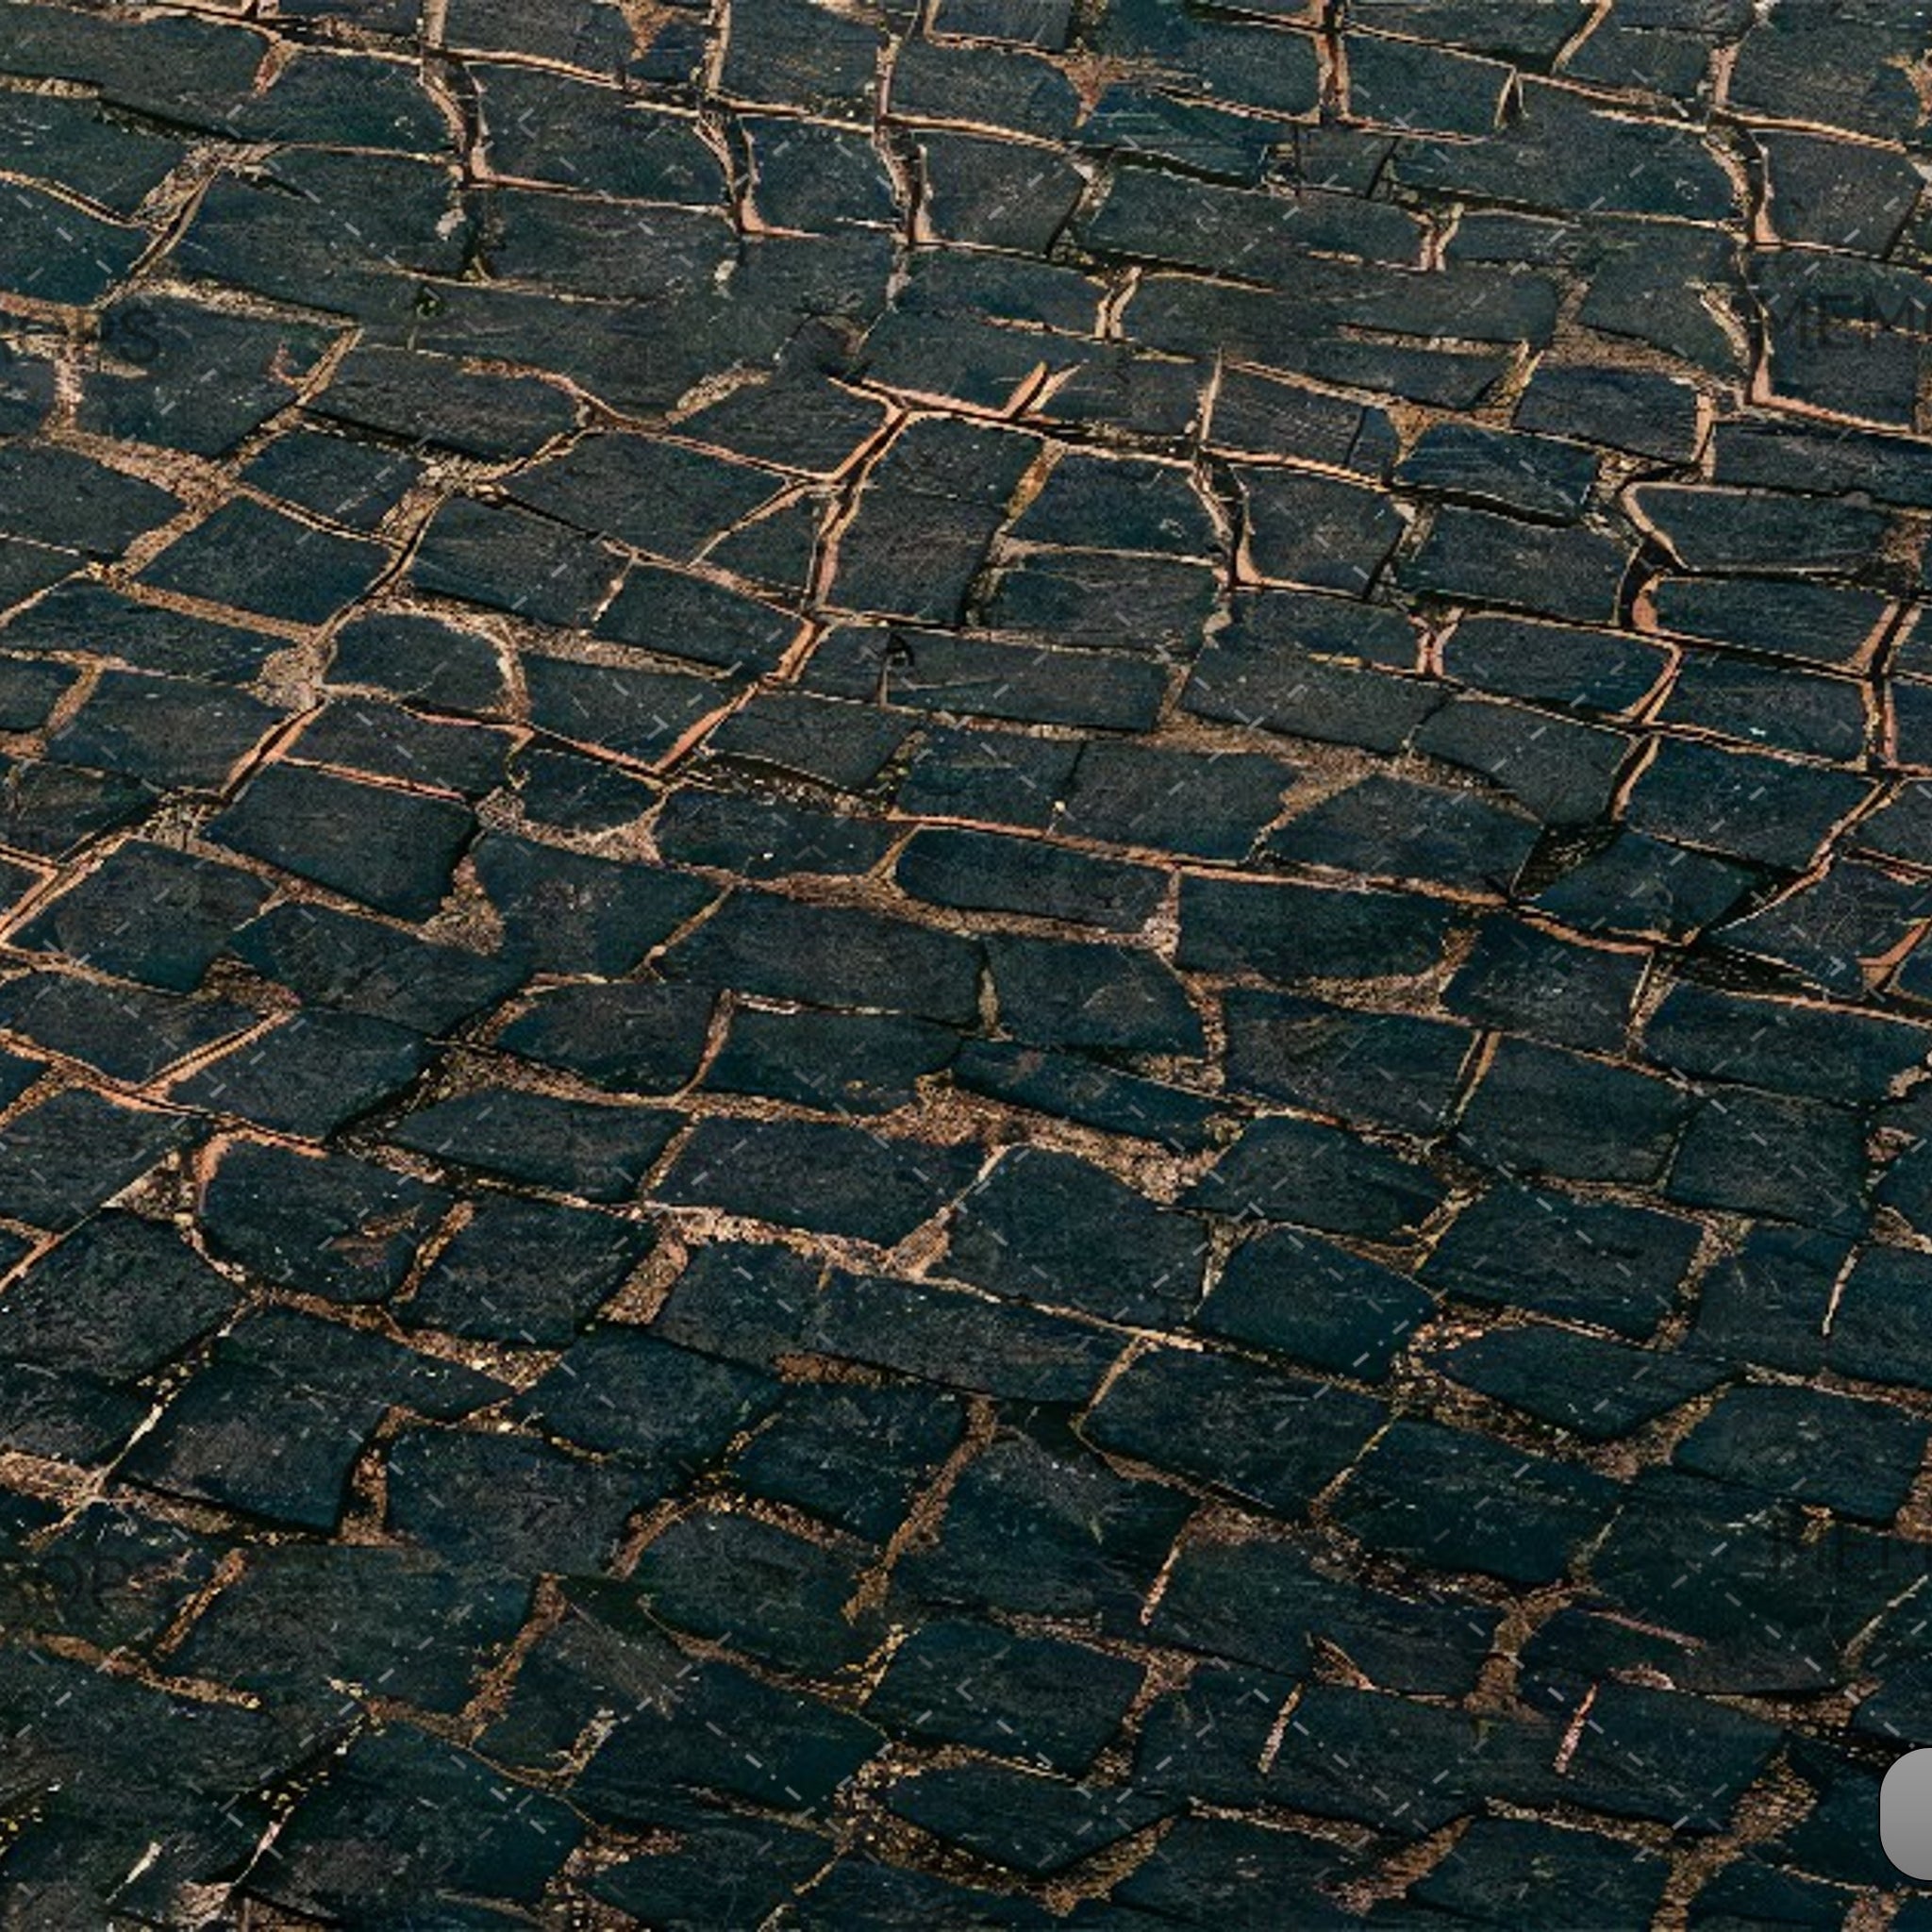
[{"left": 2, "top": 0, "right": 1932, "bottom": 1922}]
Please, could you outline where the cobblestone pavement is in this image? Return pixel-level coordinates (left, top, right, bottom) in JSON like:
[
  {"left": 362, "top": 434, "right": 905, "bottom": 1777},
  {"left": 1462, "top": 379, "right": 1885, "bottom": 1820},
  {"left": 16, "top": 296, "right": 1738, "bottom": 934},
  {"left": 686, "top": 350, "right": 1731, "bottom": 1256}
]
[{"left": 7, "top": 0, "right": 1932, "bottom": 1924}]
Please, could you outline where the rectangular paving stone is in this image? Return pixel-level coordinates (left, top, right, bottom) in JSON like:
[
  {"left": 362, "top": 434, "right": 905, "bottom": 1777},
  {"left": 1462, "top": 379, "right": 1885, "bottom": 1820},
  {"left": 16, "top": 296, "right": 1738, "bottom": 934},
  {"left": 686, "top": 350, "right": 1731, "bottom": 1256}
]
[
  {"left": 595, "top": 565, "right": 799, "bottom": 675},
  {"left": 475, "top": 65, "right": 726, "bottom": 202},
  {"left": 1333, "top": 1417, "right": 1620, "bottom": 1586},
  {"left": 1152, "top": 1535, "right": 1498, "bottom": 1693},
  {"left": 1081, "top": 166, "right": 1422, "bottom": 281},
  {"left": 1223, "top": 990, "right": 1473, "bottom": 1134},
  {"left": 1184, "top": 636, "right": 1443, "bottom": 753},
  {"left": 170, "top": 1010, "right": 428, "bottom": 1140},
  {"left": 1208, "top": 366, "right": 1396, "bottom": 472},
  {"left": 0, "top": 758, "right": 155, "bottom": 861},
  {"left": 1344, "top": 29, "right": 1510, "bottom": 133},
  {"left": 175, "top": 152, "right": 475, "bottom": 316},
  {"left": 1625, "top": 738, "right": 1870, "bottom": 873},
  {"left": 1267, "top": 772, "right": 1540, "bottom": 893},
  {"left": 308, "top": 344, "right": 577, "bottom": 460},
  {"left": 48, "top": 673, "right": 284, "bottom": 792},
  {"left": 499, "top": 980, "right": 714, "bottom": 1095},
  {"left": 1412, "top": 695, "right": 1633, "bottom": 826},
  {"left": 499, "top": 1587, "right": 882, "bottom": 1814},
  {"left": 921, "top": 131, "right": 1086, "bottom": 254},
  {"left": 517, "top": 744, "right": 658, "bottom": 833},
  {"left": 173, "top": 1545, "right": 527, "bottom": 1718},
  {"left": 1442, "top": 611, "right": 1667, "bottom": 715},
  {"left": 1690, "top": 1223, "right": 1843, "bottom": 1376},
  {"left": 1665, "top": 1087, "right": 1868, "bottom": 1233},
  {"left": 1197, "top": 1224, "right": 1431, "bottom": 1380},
  {"left": 304, "top": 410, "right": 507, "bottom": 535},
  {"left": 0, "top": 446, "right": 181, "bottom": 560},
  {"left": 291, "top": 701, "right": 509, "bottom": 799},
  {"left": 1400, "top": 504, "right": 1633, "bottom": 622},
  {"left": 138, "top": 501, "right": 390, "bottom": 628},
  {"left": 702, "top": 691, "right": 908, "bottom": 790},
  {"left": 1457, "top": 1038, "right": 1691, "bottom": 1184},
  {"left": 401, "top": 1196, "right": 654, "bottom": 1347},
  {"left": 1644, "top": 980, "right": 1928, "bottom": 1104},
  {"left": 895, "top": 825, "right": 1165, "bottom": 932},
  {"left": 1442, "top": 917, "right": 1645, "bottom": 1054},
  {"left": 0, "top": 181, "right": 146, "bottom": 305},
  {"left": 1646, "top": 575, "right": 1890, "bottom": 668},
  {"left": 632, "top": 1509, "right": 883, "bottom": 1678},
  {"left": 391, "top": 1088, "right": 681, "bottom": 1201},
  {"left": 831, "top": 419, "right": 1036, "bottom": 623},
  {"left": 1631, "top": 482, "right": 1888, "bottom": 576},
  {"left": 1532, "top": 829, "right": 1758, "bottom": 941},
  {"left": 955, "top": 1039, "right": 1220, "bottom": 1150},
  {"left": 0, "top": 1212, "right": 236, "bottom": 1386},
  {"left": 11, "top": 842, "right": 271, "bottom": 991},
  {"left": 805, "top": 625, "right": 1169, "bottom": 731},
  {"left": 1013, "top": 454, "right": 1214, "bottom": 558},
  {"left": 1674, "top": 1385, "right": 1925, "bottom": 1523},
  {"left": 408, "top": 497, "right": 622, "bottom": 625},
  {"left": 1188, "top": 1115, "right": 1445, "bottom": 1240},
  {"left": 200, "top": 1138, "right": 449, "bottom": 1303},
  {"left": 984, "top": 550, "right": 1217, "bottom": 657},
  {"left": 85, "top": 299, "right": 337, "bottom": 461},
  {"left": 1714, "top": 421, "right": 1932, "bottom": 511},
  {"left": 472, "top": 832, "right": 716, "bottom": 977},
  {"left": 1177, "top": 874, "right": 1454, "bottom": 982},
  {"left": 987, "top": 932, "right": 1202, "bottom": 1057},
  {"left": 385, "top": 1426, "right": 658, "bottom": 1575},
  {"left": 1660, "top": 653, "right": 1869, "bottom": 762},
  {"left": 660, "top": 891, "right": 983, "bottom": 1024},
  {"left": 1237, "top": 465, "right": 1407, "bottom": 593},
  {"left": 1440, "top": 1326, "right": 1724, "bottom": 1443},
  {"left": 894, "top": 724, "right": 1081, "bottom": 830},
  {"left": 1, "top": 584, "right": 287, "bottom": 687},
  {"left": 1553, "top": 1680, "right": 1779, "bottom": 1832},
  {"left": 658, "top": 1117, "right": 980, "bottom": 1243},
  {"left": 225, "top": 902, "right": 521, "bottom": 1035},
  {"left": 0, "top": 655, "right": 75, "bottom": 733},
  {"left": 1424, "top": 1183, "right": 1702, "bottom": 1338},
  {"left": 869, "top": 1620, "right": 1141, "bottom": 1774},
  {"left": 0, "top": 92, "right": 183, "bottom": 215},
  {"left": 945, "top": 1145, "right": 1205, "bottom": 1324},
  {"left": 0, "top": 972, "right": 252, "bottom": 1084},
  {"left": 1088, "top": 1347, "right": 1384, "bottom": 1518},
  {"left": 816, "top": 1270, "right": 1120, "bottom": 1404},
  {"left": 881, "top": 1762, "right": 1166, "bottom": 1877},
  {"left": 733, "top": 1382, "right": 962, "bottom": 1541},
  {"left": 206, "top": 763, "right": 473, "bottom": 921},
  {"left": 1516, "top": 361, "right": 1703, "bottom": 461},
  {"left": 1395, "top": 423, "right": 1598, "bottom": 521},
  {"left": 514, "top": 1329, "right": 776, "bottom": 1477},
  {"left": 1265, "top": 1685, "right": 1560, "bottom": 1833},
  {"left": 706, "top": 1006, "right": 953, "bottom": 1113},
  {"left": 524, "top": 654, "right": 737, "bottom": 766},
  {"left": 655, "top": 789, "right": 896, "bottom": 880},
  {"left": 1830, "top": 1243, "right": 1932, "bottom": 1391},
  {"left": 897, "top": 1428, "right": 1192, "bottom": 1628}
]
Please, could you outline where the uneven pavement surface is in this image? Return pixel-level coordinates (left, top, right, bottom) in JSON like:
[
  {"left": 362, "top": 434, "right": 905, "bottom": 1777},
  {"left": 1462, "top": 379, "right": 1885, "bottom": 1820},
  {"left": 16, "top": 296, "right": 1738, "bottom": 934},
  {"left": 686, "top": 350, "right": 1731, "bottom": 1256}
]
[{"left": 7, "top": 0, "right": 1932, "bottom": 1924}]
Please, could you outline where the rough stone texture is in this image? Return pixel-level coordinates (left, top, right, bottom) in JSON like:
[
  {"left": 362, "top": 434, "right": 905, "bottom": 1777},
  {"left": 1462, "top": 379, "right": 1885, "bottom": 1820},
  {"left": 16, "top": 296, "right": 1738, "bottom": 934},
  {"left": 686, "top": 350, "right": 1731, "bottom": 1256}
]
[{"left": 0, "top": 0, "right": 1924, "bottom": 1921}]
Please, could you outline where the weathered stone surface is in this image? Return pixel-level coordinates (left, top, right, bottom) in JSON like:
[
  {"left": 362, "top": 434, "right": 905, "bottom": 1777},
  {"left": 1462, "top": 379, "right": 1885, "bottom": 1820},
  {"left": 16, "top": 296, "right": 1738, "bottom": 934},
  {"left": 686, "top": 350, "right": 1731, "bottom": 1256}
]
[
  {"left": 206, "top": 764, "right": 472, "bottom": 921},
  {"left": 8, "top": 2, "right": 1929, "bottom": 1915}
]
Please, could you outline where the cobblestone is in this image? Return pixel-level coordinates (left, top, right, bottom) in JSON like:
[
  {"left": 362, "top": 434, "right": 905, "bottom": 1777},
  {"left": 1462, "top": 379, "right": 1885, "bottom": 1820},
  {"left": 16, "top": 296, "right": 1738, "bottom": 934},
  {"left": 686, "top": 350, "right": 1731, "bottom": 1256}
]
[{"left": 1, "top": 0, "right": 1931, "bottom": 1917}]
